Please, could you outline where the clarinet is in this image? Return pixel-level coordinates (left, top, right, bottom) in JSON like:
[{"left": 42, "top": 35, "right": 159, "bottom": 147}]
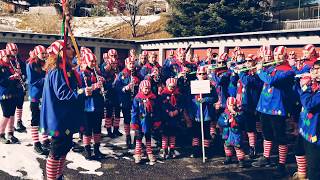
[
  {"left": 9, "top": 60, "right": 26, "bottom": 92},
  {"left": 130, "top": 69, "right": 135, "bottom": 100},
  {"left": 93, "top": 67, "right": 107, "bottom": 102}
]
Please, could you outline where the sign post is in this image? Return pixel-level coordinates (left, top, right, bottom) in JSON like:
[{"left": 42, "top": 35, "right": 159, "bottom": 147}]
[{"left": 190, "top": 80, "right": 211, "bottom": 163}]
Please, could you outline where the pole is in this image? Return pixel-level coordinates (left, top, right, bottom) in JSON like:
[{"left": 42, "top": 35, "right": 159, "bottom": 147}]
[
  {"left": 199, "top": 93, "right": 206, "bottom": 163},
  {"left": 298, "top": 0, "right": 301, "bottom": 20}
]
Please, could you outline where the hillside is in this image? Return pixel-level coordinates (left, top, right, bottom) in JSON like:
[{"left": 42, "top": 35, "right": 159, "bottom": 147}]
[{"left": 0, "top": 13, "right": 171, "bottom": 40}]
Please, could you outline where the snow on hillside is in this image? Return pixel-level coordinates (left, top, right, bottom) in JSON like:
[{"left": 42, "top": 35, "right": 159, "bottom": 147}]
[
  {"left": 72, "top": 15, "right": 161, "bottom": 37},
  {"left": 0, "top": 14, "right": 160, "bottom": 37}
]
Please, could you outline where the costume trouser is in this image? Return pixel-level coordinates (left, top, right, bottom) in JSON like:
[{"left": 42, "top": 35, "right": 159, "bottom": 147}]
[
  {"left": 294, "top": 135, "right": 307, "bottom": 177},
  {"left": 162, "top": 120, "right": 178, "bottom": 150},
  {"left": 15, "top": 95, "right": 24, "bottom": 122},
  {"left": 83, "top": 111, "right": 103, "bottom": 146},
  {"left": 304, "top": 140, "right": 320, "bottom": 180},
  {"left": 46, "top": 134, "right": 72, "bottom": 180},
  {"left": 30, "top": 102, "right": 48, "bottom": 143},
  {"left": 104, "top": 99, "right": 121, "bottom": 129},
  {"left": 0, "top": 98, "right": 17, "bottom": 134},
  {"left": 192, "top": 121, "right": 211, "bottom": 148},
  {"left": 260, "top": 113, "right": 288, "bottom": 164},
  {"left": 121, "top": 107, "right": 131, "bottom": 136},
  {"left": 243, "top": 110, "right": 258, "bottom": 148},
  {"left": 135, "top": 131, "right": 152, "bottom": 155}
]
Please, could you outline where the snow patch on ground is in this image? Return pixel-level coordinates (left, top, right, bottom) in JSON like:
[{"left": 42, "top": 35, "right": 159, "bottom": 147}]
[
  {"left": 0, "top": 102, "right": 44, "bottom": 180},
  {"left": 66, "top": 152, "right": 103, "bottom": 176},
  {"left": 73, "top": 15, "right": 160, "bottom": 37}
]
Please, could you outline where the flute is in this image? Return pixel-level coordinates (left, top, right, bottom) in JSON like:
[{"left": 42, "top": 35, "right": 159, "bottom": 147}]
[{"left": 238, "top": 60, "right": 284, "bottom": 72}]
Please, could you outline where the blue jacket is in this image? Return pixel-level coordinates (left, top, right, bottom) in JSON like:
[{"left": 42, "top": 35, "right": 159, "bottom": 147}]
[
  {"left": 209, "top": 69, "right": 231, "bottom": 108},
  {"left": 256, "top": 65, "right": 295, "bottom": 116},
  {"left": 100, "top": 62, "right": 119, "bottom": 103},
  {"left": 40, "top": 67, "right": 85, "bottom": 137},
  {"left": 228, "top": 72, "right": 238, "bottom": 97},
  {"left": 218, "top": 110, "right": 244, "bottom": 147},
  {"left": 0, "top": 62, "right": 20, "bottom": 100},
  {"left": 26, "top": 61, "right": 45, "bottom": 102},
  {"left": 238, "top": 71, "right": 263, "bottom": 112},
  {"left": 298, "top": 82, "right": 320, "bottom": 146},
  {"left": 114, "top": 68, "right": 141, "bottom": 108},
  {"left": 80, "top": 68, "right": 104, "bottom": 112},
  {"left": 189, "top": 83, "right": 218, "bottom": 122},
  {"left": 131, "top": 93, "right": 159, "bottom": 133},
  {"left": 139, "top": 62, "right": 161, "bottom": 79}
]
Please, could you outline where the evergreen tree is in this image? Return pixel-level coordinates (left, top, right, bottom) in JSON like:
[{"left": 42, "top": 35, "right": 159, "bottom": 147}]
[{"left": 166, "top": 0, "right": 271, "bottom": 37}]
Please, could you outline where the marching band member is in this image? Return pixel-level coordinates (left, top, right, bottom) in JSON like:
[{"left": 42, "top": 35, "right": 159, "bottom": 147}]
[
  {"left": 298, "top": 60, "right": 320, "bottom": 180},
  {"left": 0, "top": 49, "right": 20, "bottom": 144},
  {"left": 100, "top": 49, "right": 122, "bottom": 138},
  {"left": 162, "top": 49, "right": 176, "bottom": 80},
  {"left": 80, "top": 52, "right": 106, "bottom": 160},
  {"left": 40, "top": 40, "right": 85, "bottom": 180},
  {"left": 26, "top": 45, "right": 50, "bottom": 155},
  {"left": 209, "top": 53, "right": 230, "bottom": 115},
  {"left": 6, "top": 42, "right": 27, "bottom": 133},
  {"left": 159, "top": 77, "right": 183, "bottom": 159},
  {"left": 115, "top": 57, "right": 141, "bottom": 149},
  {"left": 135, "top": 50, "right": 148, "bottom": 72},
  {"left": 189, "top": 66, "right": 218, "bottom": 158},
  {"left": 218, "top": 97, "right": 246, "bottom": 168},
  {"left": 139, "top": 52, "right": 161, "bottom": 79},
  {"left": 236, "top": 54, "right": 263, "bottom": 159},
  {"left": 131, "top": 80, "right": 160, "bottom": 165},
  {"left": 198, "top": 48, "right": 216, "bottom": 66},
  {"left": 303, "top": 44, "right": 318, "bottom": 66},
  {"left": 252, "top": 46, "right": 295, "bottom": 178}
]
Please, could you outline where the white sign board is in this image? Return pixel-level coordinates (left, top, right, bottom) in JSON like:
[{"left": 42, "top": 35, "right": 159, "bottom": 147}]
[{"left": 190, "top": 80, "right": 211, "bottom": 94}]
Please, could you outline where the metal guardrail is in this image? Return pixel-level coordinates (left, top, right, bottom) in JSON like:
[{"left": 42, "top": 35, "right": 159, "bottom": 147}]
[{"left": 282, "top": 19, "right": 320, "bottom": 30}]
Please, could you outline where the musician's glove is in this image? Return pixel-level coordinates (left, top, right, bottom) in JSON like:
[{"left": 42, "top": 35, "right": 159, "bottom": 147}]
[{"left": 9, "top": 73, "right": 19, "bottom": 80}]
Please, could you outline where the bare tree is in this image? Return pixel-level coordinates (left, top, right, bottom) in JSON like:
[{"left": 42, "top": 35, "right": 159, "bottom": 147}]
[{"left": 121, "top": 0, "right": 143, "bottom": 37}]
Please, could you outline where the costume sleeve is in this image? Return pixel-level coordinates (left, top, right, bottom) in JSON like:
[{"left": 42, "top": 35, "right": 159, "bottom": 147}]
[
  {"left": 257, "top": 69, "right": 294, "bottom": 85},
  {"left": 299, "top": 86, "right": 320, "bottom": 111},
  {"left": 217, "top": 113, "right": 228, "bottom": 127},
  {"left": 51, "top": 69, "right": 78, "bottom": 101},
  {"left": 131, "top": 97, "right": 140, "bottom": 125},
  {"left": 26, "top": 63, "right": 44, "bottom": 88}
]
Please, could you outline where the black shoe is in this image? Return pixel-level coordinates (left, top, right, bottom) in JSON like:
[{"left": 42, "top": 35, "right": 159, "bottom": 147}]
[
  {"left": 34, "top": 142, "right": 49, "bottom": 155},
  {"left": 190, "top": 147, "right": 201, "bottom": 158},
  {"left": 249, "top": 146, "right": 256, "bottom": 159},
  {"left": 238, "top": 160, "right": 245, "bottom": 168},
  {"left": 126, "top": 135, "right": 132, "bottom": 149},
  {"left": 8, "top": 133, "right": 19, "bottom": 144},
  {"left": 93, "top": 143, "right": 106, "bottom": 160},
  {"left": 15, "top": 120, "right": 26, "bottom": 133},
  {"left": 273, "top": 163, "right": 287, "bottom": 178},
  {"left": 83, "top": 145, "right": 93, "bottom": 160},
  {"left": 106, "top": 128, "right": 115, "bottom": 138},
  {"left": 112, "top": 128, "right": 123, "bottom": 137},
  {"left": 0, "top": 134, "right": 10, "bottom": 144},
  {"left": 57, "top": 175, "right": 64, "bottom": 180},
  {"left": 251, "top": 156, "right": 271, "bottom": 167},
  {"left": 168, "top": 148, "right": 177, "bottom": 159},
  {"left": 223, "top": 157, "right": 233, "bottom": 165},
  {"left": 42, "top": 140, "right": 51, "bottom": 151}
]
